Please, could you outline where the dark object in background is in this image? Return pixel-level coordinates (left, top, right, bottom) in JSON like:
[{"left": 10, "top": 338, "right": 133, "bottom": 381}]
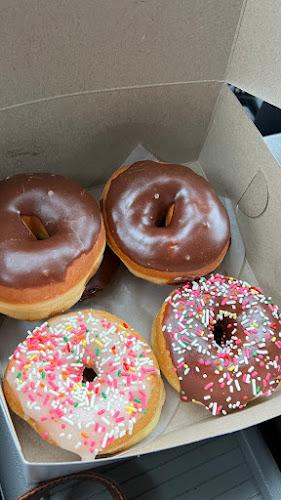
[
  {"left": 231, "top": 86, "right": 281, "bottom": 136},
  {"left": 254, "top": 102, "right": 281, "bottom": 136},
  {"left": 80, "top": 246, "right": 120, "bottom": 300}
]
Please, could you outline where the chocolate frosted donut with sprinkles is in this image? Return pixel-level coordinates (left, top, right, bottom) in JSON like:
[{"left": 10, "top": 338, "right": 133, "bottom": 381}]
[
  {"left": 4, "top": 310, "right": 164, "bottom": 459},
  {"left": 152, "top": 274, "right": 281, "bottom": 416}
]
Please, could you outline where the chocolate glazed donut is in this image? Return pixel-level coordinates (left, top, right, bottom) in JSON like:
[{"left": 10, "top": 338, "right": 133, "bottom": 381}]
[
  {"left": 0, "top": 173, "right": 105, "bottom": 321},
  {"left": 102, "top": 161, "right": 230, "bottom": 285}
]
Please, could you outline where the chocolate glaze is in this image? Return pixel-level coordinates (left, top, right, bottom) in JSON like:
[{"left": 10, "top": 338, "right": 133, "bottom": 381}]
[
  {"left": 80, "top": 246, "right": 120, "bottom": 300},
  {"left": 104, "top": 161, "right": 230, "bottom": 273},
  {"left": 0, "top": 174, "right": 101, "bottom": 289},
  {"left": 162, "top": 275, "right": 281, "bottom": 414}
]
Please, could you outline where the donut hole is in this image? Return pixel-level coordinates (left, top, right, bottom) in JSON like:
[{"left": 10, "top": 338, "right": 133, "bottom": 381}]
[
  {"left": 156, "top": 203, "right": 175, "bottom": 227},
  {"left": 82, "top": 367, "right": 97, "bottom": 383},
  {"left": 20, "top": 215, "right": 50, "bottom": 240},
  {"left": 213, "top": 320, "right": 232, "bottom": 346}
]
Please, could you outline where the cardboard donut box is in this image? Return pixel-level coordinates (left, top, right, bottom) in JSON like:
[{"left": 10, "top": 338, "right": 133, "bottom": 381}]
[{"left": 0, "top": 0, "right": 281, "bottom": 483}]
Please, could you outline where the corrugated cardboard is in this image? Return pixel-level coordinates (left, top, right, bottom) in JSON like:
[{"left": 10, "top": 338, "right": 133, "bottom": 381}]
[{"left": 0, "top": 0, "right": 281, "bottom": 483}]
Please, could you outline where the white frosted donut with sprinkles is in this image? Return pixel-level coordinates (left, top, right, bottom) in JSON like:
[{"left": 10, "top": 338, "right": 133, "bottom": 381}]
[
  {"left": 152, "top": 274, "right": 281, "bottom": 416},
  {"left": 4, "top": 310, "right": 164, "bottom": 459}
]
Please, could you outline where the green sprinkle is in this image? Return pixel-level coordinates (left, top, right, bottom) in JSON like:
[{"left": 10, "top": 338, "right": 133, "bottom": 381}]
[
  {"left": 262, "top": 319, "right": 266, "bottom": 324},
  {"left": 268, "top": 301, "right": 274, "bottom": 305},
  {"left": 184, "top": 314, "right": 188, "bottom": 318},
  {"left": 257, "top": 386, "right": 260, "bottom": 393},
  {"left": 181, "top": 390, "right": 185, "bottom": 395},
  {"left": 77, "top": 359, "right": 80, "bottom": 363},
  {"left": 118, "top": 370, "right": 121, "bottom": 377},
  {"left": 63, "top": 337, "right": 68, "bottom": 342},
  {"left": 47, "top": 323, "right": 50, "bottom": 327},
  {"left": 74, "top": 402, "right": 79, "bottom": 407},
  {"left": 96, "top": 349, "right": 99, "bottom": 357},
  {"left": 71, "top": 350, "right": 74, "bottom": 353},
  {"left": 16, "top": 372, "right": 21, "bottom": 379},
  {"left": 182, "top": 340, "right": 189, "bottom": 345},
  {"left": 134, "top": 398, "right": 142, "bottom": 403},
  {"left": 42, "top": 372, "right": 45, "bottom": 379},
  {"left": 101, "top": 392, "right": 106, "bottom": 399},
  {"left": 95, "top": 334, "right": 99, "bottom": 338},
  {"left": 139, "top": 353, "right": 143, "bottom": 358},
  {"left": 253, "top": 353, "right": 257, "bottom": 357},
  {"left": 143, "top": 410, "right": 147, "bottom": 414},
  {"left": 152, "top": 388, "right": 155, "bottom": 391},
  {"left": 43, "top": 359, "right": 46, "bottom": 363},
  {"left": 86, "top": 329, "right": 89, "bottom": 332}
]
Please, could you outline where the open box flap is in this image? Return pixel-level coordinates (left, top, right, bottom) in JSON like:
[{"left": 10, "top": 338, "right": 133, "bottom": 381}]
[
  {"left": 227, "top": 0, "right": 281, "bottom": 108},
  {"left": 0, "top": 0, "right": 243, "bottom": 108},
  {"left": 200, "top": 84, "right": 281, "bottom": 304}
]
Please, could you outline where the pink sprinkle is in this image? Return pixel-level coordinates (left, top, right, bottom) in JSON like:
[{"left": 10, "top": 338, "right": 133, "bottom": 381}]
[
  {"left": 263, "top": 380, "right": 267, "bottom": 388},
  {"left": 28, "top": 394, "right": 35, "bottom": 402},
  {"left": 220, "top": 383, "right": 225, "bottom": 388},
  {"left": 97, "top": 409, "right": 105, "bottom": 415},
  {"left": 244, "top": 330, "right": 250, "bottom": 336},
  {"left": 251, "top": 371, "right": 258, "bottom": 377},
  {"left": 177, "top": 362, "right": 185, "bottom": 369},
  {"left": 94, "top": 423, "right": 99, "bottom": 432},
  {"left": 224, "top": 358, "right": 229, "bottom": 367},
  {"left": 49, "top": 381, "right": 59, "bottom": 391},
  {"left": 205, "top": 361, "right": 211, "bottom": 366},
  {"left": 199, "top": 359, "right": 204, "bottom": 365},
  {"left": 36, "top": 392, "right": 43, "bottom": 397},
  {"left": 42, "top": 432, "right": 48, "bottom": 440},
  {"left": 61, "top": 423, "right": 66, "bottom": 429},
  {"left": 84, "top": 441, "right": 88, "bottom": 446},
  {"left": 266, "top": 333, "right": 271, "bottom": 340},
  {"left": 266, "top": 373, "right": 271, "bottom": 381},
  {"left": 115, "top": 417, "right": 125, "bottom": 423},
  {"left": 216, "top": 405, "right": 222, "bottom": 415},
  {"left": 235, "top": 339, "right": 242, "bottom": 345},
  {"left": 102, "top": 426, "right": 106, "bottom": 433},
  {"left": 182, "top": 396, "right": 188, "bottom": 401},
  {"left": 113, "top": 379, "right": 117, "bottom": 389},
  {"left": 43, "top": 395, "right": 50, "bottom": 406},
  {"left": 245, "top": 348, "right": 250, "bottom": 359},
  {"left": 40, "top": 416, "right": 48, "bottom": 421},
  {"left": 114, "top": 411, "right": 120, "bottom": 418},
  {"left": 204, "top": 382, "right": 214, "bottom": 391}
]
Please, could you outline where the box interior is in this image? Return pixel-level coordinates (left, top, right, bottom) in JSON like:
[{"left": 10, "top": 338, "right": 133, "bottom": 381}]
[{"left": 1, "top": 82, "right": 281, "bottom": 480}]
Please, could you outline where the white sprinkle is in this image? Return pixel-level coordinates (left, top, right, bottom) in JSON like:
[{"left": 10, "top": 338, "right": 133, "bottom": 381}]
[
  {"left": 234, "top": 380, "right": 241, "bottom": 391},
  {"left": 61, "top": 416, "right": 74, "bottom": 426},
  {"left": 102, "top": 433, "right": 109, "bottom": 448}
]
